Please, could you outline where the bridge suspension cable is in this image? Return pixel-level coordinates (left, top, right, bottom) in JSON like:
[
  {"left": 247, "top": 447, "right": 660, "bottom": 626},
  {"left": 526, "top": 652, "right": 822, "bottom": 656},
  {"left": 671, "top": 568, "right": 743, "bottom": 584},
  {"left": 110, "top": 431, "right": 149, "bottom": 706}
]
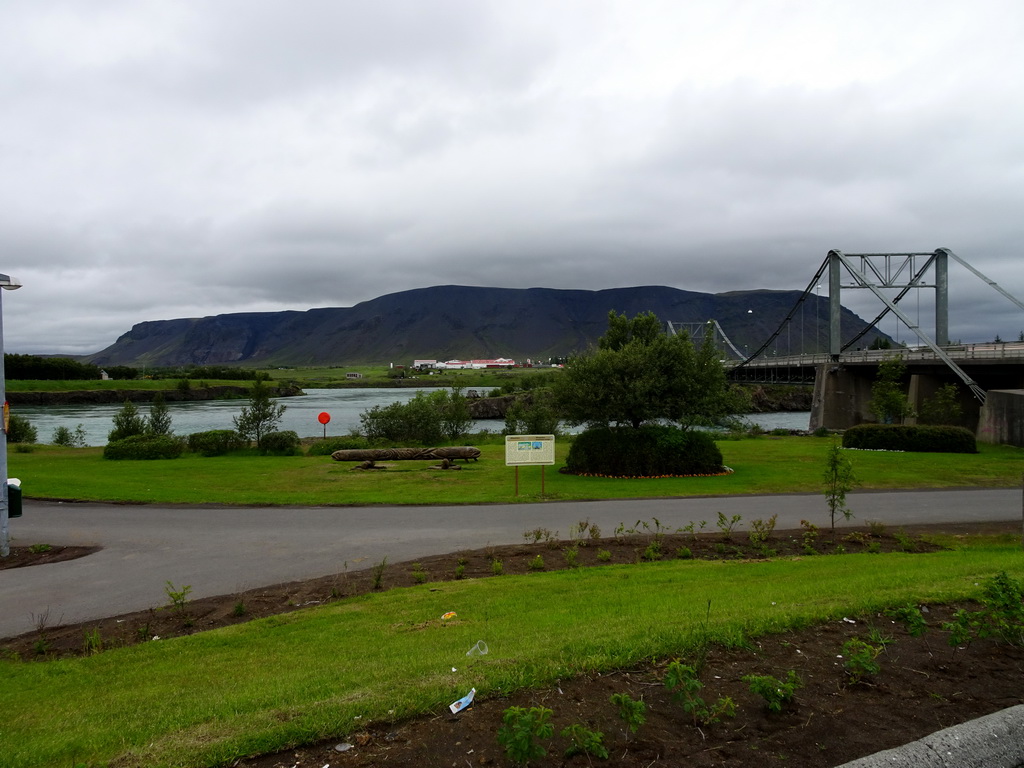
[{"left": 731, "top": 258, "right": 829, "bottom": 369}]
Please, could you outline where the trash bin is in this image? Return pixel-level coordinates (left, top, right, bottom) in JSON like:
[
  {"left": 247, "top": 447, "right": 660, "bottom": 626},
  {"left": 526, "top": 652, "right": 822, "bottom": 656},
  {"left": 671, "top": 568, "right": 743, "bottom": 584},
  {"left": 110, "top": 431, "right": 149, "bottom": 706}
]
[{"left": 6, "top": 478, "right": 21, "bottom": 519}]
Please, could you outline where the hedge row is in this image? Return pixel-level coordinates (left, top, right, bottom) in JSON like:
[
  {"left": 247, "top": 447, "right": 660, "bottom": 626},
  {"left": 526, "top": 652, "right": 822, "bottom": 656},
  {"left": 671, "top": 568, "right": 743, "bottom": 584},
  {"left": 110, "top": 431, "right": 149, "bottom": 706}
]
[
  {"left": 103, "top": 435, "right": 185, "bottom": 460},
  {"left": 842, "top": 424, "right": 978, "bottom": 453},
  {"left": 564, "top": 424, "right": 724, "bottom": 477},
  {"left": 104, "top": 429, "right": 338, "bottom": 459},
  {"left": 187, "top": 430, "right": 247, "bottom": 456}
]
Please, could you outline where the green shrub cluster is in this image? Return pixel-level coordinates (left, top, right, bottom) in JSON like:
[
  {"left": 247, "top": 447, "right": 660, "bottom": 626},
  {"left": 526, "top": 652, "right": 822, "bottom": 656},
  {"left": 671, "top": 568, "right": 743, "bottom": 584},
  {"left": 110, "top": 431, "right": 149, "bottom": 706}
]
[
  {"left": 103, "top": 435, "right": 184, "bottom": 460},
  {"left": 187, "top": 430, "right": 246, "bottom": 456},
  {"left": 359, "top": 389, "right": 471, "bottom": 444},
  {"left": 305, "top": 436, "right": 371, "bottom": 455},
  {"left": 842, "top": 424, "right": 977, "bottom": 453},
  {"left": 564, "top": 425, "right": 724, "bottom": 477},
  {"left": 7, "top": 414, "right": 37, "bottom": 444},
  {"left": 259, "top": 430, "right": 302, "bottom": 455}
]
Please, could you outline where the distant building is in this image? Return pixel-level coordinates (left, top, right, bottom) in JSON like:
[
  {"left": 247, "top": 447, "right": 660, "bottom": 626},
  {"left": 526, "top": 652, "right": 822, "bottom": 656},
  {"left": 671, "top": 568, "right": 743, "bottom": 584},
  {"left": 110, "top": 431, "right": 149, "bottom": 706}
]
[
  {"left": 432, "top": 360, "right": 516, "bottom": 370},
  {"left": 345, "top": 372, "right": 364, "bottom": 379},
  {"left": 470, "top": 358, "right": 516, "bottom": 369}
]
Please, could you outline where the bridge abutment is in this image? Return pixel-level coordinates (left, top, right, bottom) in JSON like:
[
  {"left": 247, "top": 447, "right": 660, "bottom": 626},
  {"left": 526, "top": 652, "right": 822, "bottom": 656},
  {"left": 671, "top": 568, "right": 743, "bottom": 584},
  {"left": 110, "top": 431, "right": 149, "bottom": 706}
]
[{"left": 977, "top": 390, "right": 1024, "bottom": 447}]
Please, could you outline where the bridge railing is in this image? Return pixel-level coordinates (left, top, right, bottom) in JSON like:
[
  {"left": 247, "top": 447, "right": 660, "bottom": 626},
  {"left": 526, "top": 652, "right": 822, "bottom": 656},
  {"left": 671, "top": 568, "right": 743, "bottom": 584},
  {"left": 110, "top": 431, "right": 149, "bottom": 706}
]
[{"left": 732, "top": 342, "right": 1024, "bottom": 369}]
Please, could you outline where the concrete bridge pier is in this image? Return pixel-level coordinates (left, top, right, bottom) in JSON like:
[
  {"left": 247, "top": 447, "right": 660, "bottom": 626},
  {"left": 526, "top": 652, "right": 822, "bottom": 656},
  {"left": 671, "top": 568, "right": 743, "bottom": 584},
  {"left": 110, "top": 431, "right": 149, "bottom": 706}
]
[{"left": 809, "top": 363, "right": 873, "bottom": 431}]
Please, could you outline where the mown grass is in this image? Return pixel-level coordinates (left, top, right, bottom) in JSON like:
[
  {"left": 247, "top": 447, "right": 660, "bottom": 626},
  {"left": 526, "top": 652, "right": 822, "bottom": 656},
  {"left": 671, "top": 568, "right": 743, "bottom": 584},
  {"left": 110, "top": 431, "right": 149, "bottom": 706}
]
[
  {"left": 3, "top": 546, "right": 1022, "bottom": 768},
  {"left": 11, "top": 437, "right": 1024, "bottom": 505}
]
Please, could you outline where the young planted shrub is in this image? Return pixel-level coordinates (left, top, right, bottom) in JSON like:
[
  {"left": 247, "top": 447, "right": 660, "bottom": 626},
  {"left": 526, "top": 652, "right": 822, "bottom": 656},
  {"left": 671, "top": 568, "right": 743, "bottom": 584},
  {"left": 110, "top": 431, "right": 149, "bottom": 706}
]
[
  {"left": 742, "top": 670, "right": 802, "bottom": 712},
  {"left": 103, "top": 435, "right": 184, "bottom": 460},
  {"left": 841, "top": 638, "right": 882, "bottom": 684},
  {"left": 610, "top": 692, "right": 646, "bottom": 738},
  {"left": 497, "top": 706, "right": 554, "bottom": 766},
  {"left": 942, "top": 571, "right": 1024, "bottom": 648},
  {"left": 187, "top": 429, "right": 246, "bottom": 456},
  {"left": 664, "top": 660, "right": 736, "bottom": 725},
  {"left": 561, "top": 723, "right": 609, "bottom": 759}
]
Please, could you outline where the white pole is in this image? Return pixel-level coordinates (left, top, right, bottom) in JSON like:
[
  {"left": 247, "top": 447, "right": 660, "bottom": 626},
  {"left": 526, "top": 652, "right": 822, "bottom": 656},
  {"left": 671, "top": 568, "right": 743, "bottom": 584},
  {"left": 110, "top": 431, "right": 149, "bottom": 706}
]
[{"left": 1, "top": 287, "right": 8, "bottom": 557}]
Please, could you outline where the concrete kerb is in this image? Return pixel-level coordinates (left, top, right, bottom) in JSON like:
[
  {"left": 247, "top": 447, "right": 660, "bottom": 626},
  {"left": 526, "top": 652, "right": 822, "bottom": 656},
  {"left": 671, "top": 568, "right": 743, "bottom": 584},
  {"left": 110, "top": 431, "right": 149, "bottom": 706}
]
[{"left": 836, "top": 705, "right": 1024, "bottom": 768}]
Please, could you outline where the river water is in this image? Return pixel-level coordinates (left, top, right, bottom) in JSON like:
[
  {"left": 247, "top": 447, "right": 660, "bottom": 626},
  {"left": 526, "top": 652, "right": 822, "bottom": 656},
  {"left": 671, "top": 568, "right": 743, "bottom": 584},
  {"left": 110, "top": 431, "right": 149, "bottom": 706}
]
[{"left": 11, "top": 388, "right": 811, "bottom": 446}]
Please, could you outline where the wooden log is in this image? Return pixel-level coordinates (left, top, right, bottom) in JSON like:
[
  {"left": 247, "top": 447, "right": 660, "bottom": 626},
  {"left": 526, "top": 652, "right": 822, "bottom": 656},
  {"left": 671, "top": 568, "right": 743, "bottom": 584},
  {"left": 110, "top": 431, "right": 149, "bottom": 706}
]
[{"left": 331, "top": 446, "right": 481, "bottom": 462}]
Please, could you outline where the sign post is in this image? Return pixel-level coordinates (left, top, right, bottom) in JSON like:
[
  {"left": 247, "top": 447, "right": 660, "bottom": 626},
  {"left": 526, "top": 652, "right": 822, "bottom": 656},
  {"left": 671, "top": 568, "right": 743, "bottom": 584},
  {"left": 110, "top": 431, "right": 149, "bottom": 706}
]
[
  {"left": 504, "top": 435, "right": 556, "bottom": 498},
  {"left": 318, "top": 411, "right": 331, "bottom": 439}
]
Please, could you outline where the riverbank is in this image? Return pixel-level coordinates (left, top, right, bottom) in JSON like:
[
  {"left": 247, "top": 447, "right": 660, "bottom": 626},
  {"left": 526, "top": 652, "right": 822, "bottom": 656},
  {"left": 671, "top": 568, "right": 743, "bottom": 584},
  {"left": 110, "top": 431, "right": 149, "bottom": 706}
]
[{"left": 6, "top": 384, "right": 302, "bottom": 406}]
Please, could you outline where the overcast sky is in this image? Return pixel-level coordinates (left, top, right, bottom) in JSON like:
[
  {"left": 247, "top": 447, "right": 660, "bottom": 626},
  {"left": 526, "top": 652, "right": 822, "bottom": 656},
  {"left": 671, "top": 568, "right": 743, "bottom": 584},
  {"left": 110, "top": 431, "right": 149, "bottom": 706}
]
[{"left": 3, "top": 0, "right": 1023, "bottom": 355}]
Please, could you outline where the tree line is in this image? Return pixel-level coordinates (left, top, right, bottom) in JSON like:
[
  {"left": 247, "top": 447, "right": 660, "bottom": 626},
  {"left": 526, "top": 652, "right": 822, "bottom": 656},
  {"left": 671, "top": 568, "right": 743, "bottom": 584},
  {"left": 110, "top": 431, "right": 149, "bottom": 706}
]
[{"left": 3, "top": 354, "right": 264, "bottom": 382}]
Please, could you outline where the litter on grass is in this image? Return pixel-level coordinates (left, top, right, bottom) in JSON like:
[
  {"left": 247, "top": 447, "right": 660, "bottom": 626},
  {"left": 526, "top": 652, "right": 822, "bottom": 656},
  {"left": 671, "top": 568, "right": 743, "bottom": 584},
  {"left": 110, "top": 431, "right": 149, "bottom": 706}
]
[
  {"left": 466, "top": 640, "right": 488, "bottom": 656},
  {"left": 449, "top": 688, "right": 476, "bottom": 714}
]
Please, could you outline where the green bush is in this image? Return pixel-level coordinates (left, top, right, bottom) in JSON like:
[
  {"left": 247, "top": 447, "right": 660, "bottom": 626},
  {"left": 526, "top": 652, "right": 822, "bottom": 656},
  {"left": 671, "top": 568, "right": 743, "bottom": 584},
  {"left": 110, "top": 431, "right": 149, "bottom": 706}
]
[
  {"left": 564, "top": 424, "right": 724, "bottom": 477},
  {"left": 843, "top": 424, "right": 977, "bottom": 453},
  {"left": 187, "top": 430, "right": 246, "bottom": 456},
  {"left": 108, "top": 400, "right": 147, "bottom": 443},
  {"left": 359, "top": 389, "right": 471, "bottom": 445},
  {"left": 103, "top": 435, "right": 184, "bottom": 460},
  {"left": 52, "top": 424, "right": 87, "bottom": 447},
  {"left": 503, "top": 391, "right": 560, "bottom": 436},
  {"left": 306, "top": 436, "right": 371, "bottom": 456},
  {"left": 7, "top": 414, "right": 37, "bottom": 444},
  {"left": 259, "top": 430, "right": 302, "bottom": 455}
]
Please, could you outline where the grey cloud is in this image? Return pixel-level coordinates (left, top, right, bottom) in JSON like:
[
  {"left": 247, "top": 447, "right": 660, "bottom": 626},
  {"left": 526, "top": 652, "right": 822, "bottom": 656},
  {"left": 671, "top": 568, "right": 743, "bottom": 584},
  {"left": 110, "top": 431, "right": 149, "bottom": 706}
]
[{"left": 2, "top": 1, "right": 1023, "bottom": 354}]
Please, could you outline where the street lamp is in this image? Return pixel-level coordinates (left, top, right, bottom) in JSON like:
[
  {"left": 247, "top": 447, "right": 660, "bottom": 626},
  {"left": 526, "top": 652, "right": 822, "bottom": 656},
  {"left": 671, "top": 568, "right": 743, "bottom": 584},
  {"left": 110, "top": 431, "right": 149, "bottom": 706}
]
[{"left": 1, "top": 273, "right": 23, "bottom": 557}]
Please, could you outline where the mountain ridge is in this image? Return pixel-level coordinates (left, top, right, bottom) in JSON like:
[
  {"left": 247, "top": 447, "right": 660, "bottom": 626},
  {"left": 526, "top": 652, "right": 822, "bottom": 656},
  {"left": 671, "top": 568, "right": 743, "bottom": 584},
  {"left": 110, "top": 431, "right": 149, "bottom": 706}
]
[{"left": 85, "top": 284, "right": 888, "bottom": 367}]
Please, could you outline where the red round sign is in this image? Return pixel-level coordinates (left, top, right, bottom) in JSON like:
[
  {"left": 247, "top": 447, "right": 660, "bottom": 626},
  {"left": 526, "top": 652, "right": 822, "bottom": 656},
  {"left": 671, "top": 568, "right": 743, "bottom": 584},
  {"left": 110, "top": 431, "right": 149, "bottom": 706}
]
[{"left": 317, "top": 411, "right": 331, "bottom": 425}]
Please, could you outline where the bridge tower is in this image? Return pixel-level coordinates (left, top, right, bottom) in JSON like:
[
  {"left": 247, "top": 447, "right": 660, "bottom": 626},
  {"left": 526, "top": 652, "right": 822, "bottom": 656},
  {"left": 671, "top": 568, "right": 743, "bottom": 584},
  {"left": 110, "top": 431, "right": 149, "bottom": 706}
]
[
  {"left": 827, "top": 249, "right": 949, "bottom": 358},
  {"left": 824, "top": 248, "right": 1024, "bottom": 403}
]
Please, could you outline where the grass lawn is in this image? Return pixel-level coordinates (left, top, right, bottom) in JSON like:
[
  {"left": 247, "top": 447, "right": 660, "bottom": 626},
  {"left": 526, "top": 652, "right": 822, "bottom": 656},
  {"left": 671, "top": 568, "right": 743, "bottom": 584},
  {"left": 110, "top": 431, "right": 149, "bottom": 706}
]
[
  {"left": 7, "top": 430, "right": 1023, "bottom": 766},
  {"left": 4, "top": 543, "right": 1023, "bottom": 768},
  {"left": 10, "top": 436, "right": 1024, "bottom": 505}
]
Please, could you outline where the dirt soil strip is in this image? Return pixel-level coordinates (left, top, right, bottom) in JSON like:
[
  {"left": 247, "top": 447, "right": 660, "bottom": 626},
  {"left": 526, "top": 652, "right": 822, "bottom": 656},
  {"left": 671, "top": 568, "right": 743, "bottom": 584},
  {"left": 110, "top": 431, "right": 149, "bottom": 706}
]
[{"left": 4, "top": 521, "right": 1023, "bottom": 768}]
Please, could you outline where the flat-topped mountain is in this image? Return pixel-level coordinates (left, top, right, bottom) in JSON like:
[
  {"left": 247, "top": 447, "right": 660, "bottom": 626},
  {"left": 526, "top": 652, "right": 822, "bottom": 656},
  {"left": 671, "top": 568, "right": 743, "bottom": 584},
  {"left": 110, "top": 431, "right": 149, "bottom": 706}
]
[{"left": 85, "top": 284, "right": 887, "bottom": 367}]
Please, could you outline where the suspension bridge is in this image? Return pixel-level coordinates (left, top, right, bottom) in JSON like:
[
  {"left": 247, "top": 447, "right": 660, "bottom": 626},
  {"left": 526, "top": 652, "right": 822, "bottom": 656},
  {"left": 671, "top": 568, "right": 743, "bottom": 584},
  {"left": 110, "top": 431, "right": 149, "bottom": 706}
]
[{"left": 670, "top": 249, "right": 1024, "bottom": 444}]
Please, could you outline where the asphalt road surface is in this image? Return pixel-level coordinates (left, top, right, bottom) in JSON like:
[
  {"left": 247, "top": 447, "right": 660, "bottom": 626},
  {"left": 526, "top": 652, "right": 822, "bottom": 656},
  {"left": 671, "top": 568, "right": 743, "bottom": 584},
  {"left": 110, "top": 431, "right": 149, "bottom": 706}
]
[{"left": 2, "top": 489, "right": 1021, "bottom": 638}]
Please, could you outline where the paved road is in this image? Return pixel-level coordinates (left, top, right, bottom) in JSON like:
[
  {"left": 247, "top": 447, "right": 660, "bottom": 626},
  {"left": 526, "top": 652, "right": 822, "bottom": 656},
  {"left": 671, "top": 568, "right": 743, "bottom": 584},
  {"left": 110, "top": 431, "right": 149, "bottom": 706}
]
[{"left": 2, "top": 489, "right": 1020, "bottom": 638}]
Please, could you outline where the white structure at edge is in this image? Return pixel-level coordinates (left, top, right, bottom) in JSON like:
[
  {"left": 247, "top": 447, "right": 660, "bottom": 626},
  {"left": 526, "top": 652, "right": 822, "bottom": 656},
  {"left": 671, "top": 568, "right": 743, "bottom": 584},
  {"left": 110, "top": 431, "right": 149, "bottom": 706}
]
[{"left": 416, "top": 358, "right": 516, "bottom": 370}]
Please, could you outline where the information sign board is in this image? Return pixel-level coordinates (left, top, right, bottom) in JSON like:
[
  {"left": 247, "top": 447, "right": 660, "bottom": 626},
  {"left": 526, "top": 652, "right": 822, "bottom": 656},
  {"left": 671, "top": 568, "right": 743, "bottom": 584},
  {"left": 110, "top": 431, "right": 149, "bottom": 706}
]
[{"left": 505, "top": 434, "right": 556, "bottom": 466}]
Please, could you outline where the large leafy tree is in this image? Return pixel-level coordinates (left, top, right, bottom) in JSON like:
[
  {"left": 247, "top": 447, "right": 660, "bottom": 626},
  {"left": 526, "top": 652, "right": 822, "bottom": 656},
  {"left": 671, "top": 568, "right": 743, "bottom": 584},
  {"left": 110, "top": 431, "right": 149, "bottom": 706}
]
[{"left": 554, "top": 310, "right": 747, "bottom": 430}]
